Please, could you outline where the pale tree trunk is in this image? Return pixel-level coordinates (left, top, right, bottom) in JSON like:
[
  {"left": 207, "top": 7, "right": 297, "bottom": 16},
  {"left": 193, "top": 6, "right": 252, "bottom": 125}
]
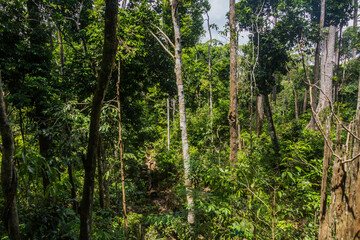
[
  {"left": 206, "top": 11, "right": 214, "bottom": 144},
  {"left": 256, "top": 95, "right": 264, "bottom": 135},
  {"left": 308, "top": 0, "right": 325, "bottom": 129},
  {"left": 170, "top": 0, "right": 194, "bottom": 226},
  {"left": 316, "top": 25, "right": 336, "bottom": 115},
  {"left": 0, "top": 75, "right": 21, "bottom": 240},
  {"left": 353, "top": 0, "right": 358, "bottom": 58},
  {"left": 80, "top": 0, "right": 118, "bottom": 238},
  {"left": 229, "top": 0, "right": 238, "bottom": 166},
  {"left": 117, "top": 60, "right": 128, "bottom": 234}
]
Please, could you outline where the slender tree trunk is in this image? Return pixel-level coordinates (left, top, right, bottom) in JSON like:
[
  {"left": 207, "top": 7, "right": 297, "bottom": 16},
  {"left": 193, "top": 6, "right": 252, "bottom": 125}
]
[
  {"left": 167, "top": 96, "right": 170, "bottom": 150},
  {"left": 57, "top": 27, "right": 64, "bottom": 74},
  {"left": 117, "top": 60, "right": 128, "bottom": 233},
  {"left": 318, "top": 117, "right": 332, "bottom": 240},
  {"left": 303, "top": 88, "right": 307, "bottom": 114},
  {"left": 308, "top": 0, "right": 325, "bottom": 129},
  {"left": 353, "top": 0, "right": 358, "bottom": 58},
  {"left": 0, "top": 75, "right": 21, "bottom": 240},
  {"left": 263, "top": 94, "right": 279, "bottom": 153},
  {"left": 294, "top": 89, "right": 299, "bottom": 121},
  {"left": 316, "top": 25, "right": 336, "bottom": 114},
  {"left": 68, "top": 163, "right": 78, "bottom": 213},
  {"left": 229, "top": 0, "right": 238, "bottom": 166},
  {"left": 80, "top": 1, "right": 118, "bottom": 238},
  {"left": 170, "top": 0, "right": 194, "bottom": 226},
  {"left": 206, "top": 11, "right": 214, "bottom": 144},
  {"left": 256, "top": 95, "right": 264, "bottom": 135}
]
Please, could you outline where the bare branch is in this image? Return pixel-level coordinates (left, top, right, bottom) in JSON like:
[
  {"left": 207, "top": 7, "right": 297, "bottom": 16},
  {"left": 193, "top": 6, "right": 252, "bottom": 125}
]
[{"left": 147, "top": 28, "right": 175, "bottom": 59}]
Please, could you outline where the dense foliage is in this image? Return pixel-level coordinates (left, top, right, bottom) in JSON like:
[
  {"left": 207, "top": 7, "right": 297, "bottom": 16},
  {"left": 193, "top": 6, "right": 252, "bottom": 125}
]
[{"left": 0, "top": 0, "right": 359, "bottom": 239}]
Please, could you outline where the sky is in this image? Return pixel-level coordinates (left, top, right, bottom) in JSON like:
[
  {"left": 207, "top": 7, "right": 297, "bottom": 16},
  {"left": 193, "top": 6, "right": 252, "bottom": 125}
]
[{"left": 201, "top": 0, "right": 249, "bottom": 45}]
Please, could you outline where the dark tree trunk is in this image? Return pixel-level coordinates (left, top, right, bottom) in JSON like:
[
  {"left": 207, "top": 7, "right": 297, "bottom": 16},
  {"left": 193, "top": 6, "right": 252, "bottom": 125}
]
[
  {"left": 80, "top": 0, "right": 118, "bottom": 238},
  {"left": 353, "top": 0, "right": 358, "bottom": 58},
  {"left": 97, "top": 135, "right": 105, "bottom": 209},
  {"left": 0, "top": 77, "right": 21, "bottom": 240},
  {"left": 68, "top": 163, "right": 78, "bottom": 213},
  {"left": 263, "top": 94, "right": 279, "bottom": 154},
  {"left": 229, "top": 0, "right": 238, "bottom": 166}
]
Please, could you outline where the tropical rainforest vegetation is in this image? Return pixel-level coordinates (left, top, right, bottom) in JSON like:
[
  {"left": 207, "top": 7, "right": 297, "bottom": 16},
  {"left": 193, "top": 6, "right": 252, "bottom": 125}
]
[{"left": 1, "top": 0, "right": 360, "bottom": 239}]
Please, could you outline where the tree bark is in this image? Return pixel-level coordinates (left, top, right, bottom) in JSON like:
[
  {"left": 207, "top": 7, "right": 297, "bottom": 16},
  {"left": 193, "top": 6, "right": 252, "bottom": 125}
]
[
  {"left": 303, "top": 88, "right": 307, "bottom": 114},
  {"left": 316, "top": 25, "right": 336, "bottom": 115},
  {"left": 229, "top": 0, "right": 238, "bottom": 166},
  {"left": 167, "top": 96, "right": 170, "bottom": 150},
  {"left": 0, "top": 75, "right": 21, "bottom": 240},
  {"left": 206, "top": 11, "right": 214, "bottom": 144},
  {"left": 294, "top": 89, "right": 299, "bottom": 121},
  {"left": 68, "top": 163, "right": 78, "bottom": 213},
  {"left": 353, "top": 0, "right": 358, "bottom": 58},
  {"left": 318, "top": 117, "right": 332, "bottom": 240},
  {"left": 170, "top": 0, "right": 195, "bottom": 226},
  {"left": 79, "top": 0, "right": 118, "bottom": 239},
  {"left": 263, "top": 94, "right": 279, "bottom": 154},
  {"left": 117, "top": 60, "right": 128, "bottom": 233},
  {"left": 97, "top": 135, "right": 105, "bottom": 209},
  {"left": 256, "top": 95, "right": 264, "bottom": 135}
]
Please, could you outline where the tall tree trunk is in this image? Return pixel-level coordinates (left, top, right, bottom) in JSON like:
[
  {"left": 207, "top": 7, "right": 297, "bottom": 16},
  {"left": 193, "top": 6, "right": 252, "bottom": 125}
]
[
  {"left": 206, "top": 11, "right": 214, "bottom": 144},
  {"left": 263, "top": 94, "right": 279, "bottom": 154},
  {"left": 229, "top": 0, "right": 238, "bottom": 166},
  {"left": 316, "top": 25, "right": 336, "bottom": 115},
  {"left": 167, "top": 96, "right": 170, "bottom": 150},
  {"left": 117, "top": 60, "right": 128, "bottom": 233},
  {"left": 353, "top": 0, "right": 358, "bottom": 58},
  {"left": 0, "top": 76, "right": 21, "bottom": 240},
  {"left": 318, "top": 117, "right": 332, "bottom": 240},
  {"left": 80, "top": 0, "right": 118, "bottom": 238},
  {"left": 170, "top": 0, "right": 194, "bottom": 226},
  {"left": 256, "top": 95, "right": 264, "bottom": 135},
  {"left": 308, "top": 0, "right": 325, "bottom": 129}
]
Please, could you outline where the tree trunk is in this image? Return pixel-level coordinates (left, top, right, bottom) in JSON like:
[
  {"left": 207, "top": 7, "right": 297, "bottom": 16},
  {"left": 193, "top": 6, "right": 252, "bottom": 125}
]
[
  {"left": 263, "top": 94, "right": 279, "bottom": 154},
  {"left": 318, "top": 117, "right": 332, "bottom": 240},
  {"left": 68, "top": 163, "right": 78, "bottom": 213},
  {"left": 79, "top": 0, "right": 118, "bottom": 238},
  {"left": 308, "top": 0, "right": 324, "bottom": 129},
  {"left": 167, "top": 96, "right": 170, "bottom": 150},
  {"left": 228, "top": 0, "right": 238, "bottom": 166},
  {"left": 206, "top": 11, "right": 214, "bottom": 144},
  {"left": 303, "top": 88, "right": 307, "bottom": 114},
  {"left": 97, "top": 135, "right": 105, "bottom": 209},
  {"left": 0, "top": 75, "right": 21, "bottom": 240},
  {"left": 256, "top": 95, "right": 264, "bottom": 135},
  {"left": 353, "top": 0, "right": 358, "bottom": 58},
  {"left": 117, "top": 60, "right": 128, "bottom": 233},
  {"left": 316, "top": 25, "right": 336, "bottom": 115},
  {"left": 57, "top": 27, "right": 64, "bottom": 74},
  {"left": 170, "top": 0, "right": 195, "bottom": 226},
  {"left": 294, "top": 89, "right": 299, "bottom": 121}
]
